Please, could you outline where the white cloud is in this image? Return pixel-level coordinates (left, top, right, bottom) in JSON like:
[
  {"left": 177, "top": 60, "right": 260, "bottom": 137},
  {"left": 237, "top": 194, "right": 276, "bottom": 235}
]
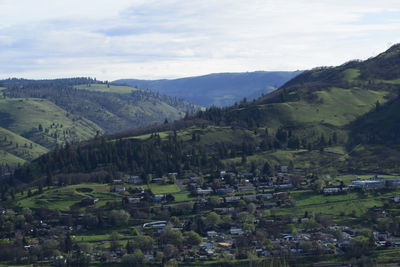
[{"left": 0, "top": 0, "right": 400, "bottom": 80}]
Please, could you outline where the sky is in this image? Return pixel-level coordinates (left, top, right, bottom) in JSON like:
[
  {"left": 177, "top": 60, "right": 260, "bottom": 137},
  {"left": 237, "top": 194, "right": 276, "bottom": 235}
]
[{"left": 0, "top": 0, "right": 400, "bottom": 81}]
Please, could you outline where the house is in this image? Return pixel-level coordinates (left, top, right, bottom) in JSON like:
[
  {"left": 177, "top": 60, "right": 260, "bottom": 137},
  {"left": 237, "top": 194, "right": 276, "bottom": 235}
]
[
  {"left": 350, "top": 180, "right": 385, "bottom": 189},
  {"left": 257, "top": 193, "right": 273, "bottom": 200},
  {"left": 224, "top": 196, "right": 241, "bottom": 203},
  {"left": 216, "top": 187, "right": 236, "bottom": 194},
  {"left": 207, "top": 231, "right": 218, "bottom": 237},
  {"left": 152, "top": 178, "right": 164, "bottom": 184},
  {"left": 280, "top": 166, "right": 288, "bottom": 173},
  {"left": 213, "top": 207, "right": 235, "bottom": 214},
  {"left": 113, "top": 179, "right": 123, "bottom": 184},
  {"left": 394, "top": 195, "right": 400, "bottom": 203},
  {"left": 237, "top": 185, "right": 256, "bottom": 192},
  {"left": 131, "top": 187, "right": 145, "bottom": 194},
  {"left": 127, "top": 197, "right": 142, "bottom": 204},
  {"left": 230, "top": 228, "right": 244, "bottom": 235},
  {"left": 153, "top": 194, "right": 166, "bottom": 202},
  {"left": 114, "top": 187, "right": 126, "bottom": 193},
  {"left": 242, "top": 195, "right": 257, "bottom": 201},
  {"left": 274, "top": 184, "right": 293, "bottom": 189},
  {"left": 127, "top": 175, "right": 143, "bottom": 185},
  {"left": 196, "top": 188, "right": 213, "bottom": 195},
  {"left": 323, "top": 188, "right": 341, "bottom": 195}
]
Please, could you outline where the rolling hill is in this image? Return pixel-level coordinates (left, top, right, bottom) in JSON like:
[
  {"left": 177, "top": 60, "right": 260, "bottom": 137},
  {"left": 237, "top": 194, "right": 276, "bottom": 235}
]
[
  {"left": 0, "top": 78, "right": 200, "bottom": 165},
  {"left": 13, "top": 44, "right": 400, "bottom": 183},
  {"left": 114, "top": 71, "right": 302, "bottom": 107}
]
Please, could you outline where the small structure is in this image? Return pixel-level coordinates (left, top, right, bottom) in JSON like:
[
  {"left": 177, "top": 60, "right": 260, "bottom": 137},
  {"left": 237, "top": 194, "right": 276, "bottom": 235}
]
[
  {"left": 114, "top": 186, "right": 126, "bottom": 193},
  {"left": 196, "top": 188, "right": 213, "bottom": 195},
  {"left": 350, "top": 180, "right": 385, "bottom": 189},
  {"left": 153, "top": 194, "right": 166, "bottom": 202},
  {"left": 323, "top": 188, "right": 341, "bottom": 195},
  {"left": 230, "top": 228, "right": 244, "bottom": 235},
  {"left": 127, "top": 175, "right": 143, "bottom": 185}
]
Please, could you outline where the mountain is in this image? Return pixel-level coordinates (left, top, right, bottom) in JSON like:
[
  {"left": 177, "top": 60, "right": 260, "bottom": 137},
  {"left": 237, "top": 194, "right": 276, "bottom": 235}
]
[
  {"left": 0, "top": 78, "right": 200, "bottom": 165},
  {"left": 13, "top": 44, "right": 400, "bottom": 183},
  {"left": 114, "top": 71, "right": 302, "bottom": 107}
]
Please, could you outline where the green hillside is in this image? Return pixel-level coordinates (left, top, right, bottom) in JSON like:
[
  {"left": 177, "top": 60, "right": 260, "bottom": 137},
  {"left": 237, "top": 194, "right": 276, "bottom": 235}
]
[
  {"left": 15, "top": 44, "right": 400, "bottom": 180},
  {"left": 0, "top": 78, "right": 200, "bottom": 165},
  {"left": 0, "top": 98, "right": 102, "bottom": 149},
  {"left": 0, "top": 126, "right": 48, "bottom": 164}
]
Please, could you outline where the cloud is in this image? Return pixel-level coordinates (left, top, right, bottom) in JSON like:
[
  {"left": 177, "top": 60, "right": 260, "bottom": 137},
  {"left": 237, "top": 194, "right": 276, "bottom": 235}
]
[{"left": 0, "top": 0, "right": 400, "bottom": 80}]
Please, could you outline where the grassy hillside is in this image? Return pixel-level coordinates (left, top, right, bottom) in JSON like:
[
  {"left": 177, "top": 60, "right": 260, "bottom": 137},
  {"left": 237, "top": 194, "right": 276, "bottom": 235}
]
[
  {"left": 3, "top": 79, "right": 200, "bottom": 133},
  {"left": 0, "top": 126, "right": 48, "bottom": 164},
  {"left": 0, "top": 98, "right": 102, "bottom": 149},
  {"left": 0, "top": 78, "right": 200, "bottom": 165}
]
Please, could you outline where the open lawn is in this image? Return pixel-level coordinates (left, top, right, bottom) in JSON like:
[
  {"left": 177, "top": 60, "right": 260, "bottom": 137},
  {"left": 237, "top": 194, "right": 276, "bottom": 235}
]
[
  {"left": 172, "top": 192, "right": 195, "bottom": 202},
  {"left": 147, "top": 183, "right": 181, "bottom": 194},
  {"left": 276, "top": 189, "right": 399, "bottom": 218}
]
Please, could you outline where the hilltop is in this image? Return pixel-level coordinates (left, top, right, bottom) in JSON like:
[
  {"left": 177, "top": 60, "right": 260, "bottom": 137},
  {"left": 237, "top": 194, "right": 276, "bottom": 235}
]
[{"left": 114, "top": 71, "right": 301, "bottom": 107}]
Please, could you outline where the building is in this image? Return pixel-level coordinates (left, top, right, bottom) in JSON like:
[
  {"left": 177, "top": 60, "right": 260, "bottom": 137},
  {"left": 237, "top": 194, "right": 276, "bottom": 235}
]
[
  {"left": 127, "top": 175, "right": 143, "bottom": 185},
  {"left": 114, "top": 187, "right": 126, "bottom": 193},
  {"left": 230, "top": 228, "right": 244, "bottom": 235},
  {"left": 196, "top": 188, "right": 213, "bottom": 195},
  {"left": 350, "top": 180, "right": 385, "bottom": 189},
  {"left": 323, "top": 188, "right": 341, "bottom": 195}
]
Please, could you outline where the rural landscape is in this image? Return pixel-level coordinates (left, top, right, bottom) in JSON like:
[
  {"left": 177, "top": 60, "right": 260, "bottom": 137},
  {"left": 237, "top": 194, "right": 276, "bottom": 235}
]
[{"left": 1, "top": 0, "right": 400, "bottom": 266}]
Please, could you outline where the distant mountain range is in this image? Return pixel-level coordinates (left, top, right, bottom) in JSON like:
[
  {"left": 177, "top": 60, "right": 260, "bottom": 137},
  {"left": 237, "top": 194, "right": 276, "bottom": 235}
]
[{"left": 114, "top": 71, "right": 302, "bottom": 107}]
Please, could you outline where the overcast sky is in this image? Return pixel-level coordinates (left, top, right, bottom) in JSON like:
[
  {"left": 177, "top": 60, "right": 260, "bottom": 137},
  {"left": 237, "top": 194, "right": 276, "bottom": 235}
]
[{"left": 1, "top": 0, "right": 400, "bottom": 80}]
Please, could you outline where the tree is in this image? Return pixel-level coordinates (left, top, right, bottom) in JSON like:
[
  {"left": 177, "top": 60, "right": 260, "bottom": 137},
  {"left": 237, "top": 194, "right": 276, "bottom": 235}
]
[
  {"left": 109, "top": 232, "right": 121, "bottom": 251},
  {"left": 64, "top": 233, "right": 73, "bottom": 253},
  {"left": 122, "top": 249, "right": 144, "bottom": 267},
  {"left": 204, "top": 212, "right": 220, "bottom": 226},
  {"left": 109, "top": 210, "right": 130, "bottom": 226},
  {"left": 247, "top": 203, "right": 256, "bottom": 214},
  {"left": 160, "top": 229, "right": 183, "bottom": 248},
  {"left": 163, "top": 244, "right": 179, "bottom": 260},
  {"left": 262, "top": 161, "right": 274, "bottom": 177},
  {"left": 185, "top": 231, "right": 202, "bottom": 246}
]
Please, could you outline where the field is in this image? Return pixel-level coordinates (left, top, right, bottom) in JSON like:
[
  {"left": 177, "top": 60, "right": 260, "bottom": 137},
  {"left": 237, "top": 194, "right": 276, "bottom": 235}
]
[
  {"left": 147, "top": 183, "right": 181, "bottom": 194},
  {"left": 16, "top": 182, "right": 185, "bottom": 211},
  {"left": 276, "top": 187, "right": 400, "bottom": 219},
  {"left": 17, "top": 183, "right": 120, "bottom": 211}
]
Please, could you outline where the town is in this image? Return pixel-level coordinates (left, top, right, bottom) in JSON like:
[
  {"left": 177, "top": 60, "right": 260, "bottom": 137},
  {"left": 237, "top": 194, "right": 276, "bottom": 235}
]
[{"left": 1, "top": 166, "right": 400, "bottom": 266}]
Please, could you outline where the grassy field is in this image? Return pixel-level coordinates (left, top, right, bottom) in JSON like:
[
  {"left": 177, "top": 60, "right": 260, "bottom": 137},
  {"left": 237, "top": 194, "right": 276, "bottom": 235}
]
[
  {"left": 289, "top": 88, "right": 388, "bottom": 127},
  {"left": 172, "top": 192, "right": 195, "bottom": 202},
  {"left": 342, "top": 68, "right": 360, "bottom": 82},
  {"left": 17, "top": 183, "right": 120, "bottom": 211},
  {"left": 75, "top": 84, "right": 139, "bottom": 94},
  {"left": 276, "top": 188, "right": 399, "bottom": 218},
  {"left": 147, "top": 183, "right": 181, "bottom": 194}
]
